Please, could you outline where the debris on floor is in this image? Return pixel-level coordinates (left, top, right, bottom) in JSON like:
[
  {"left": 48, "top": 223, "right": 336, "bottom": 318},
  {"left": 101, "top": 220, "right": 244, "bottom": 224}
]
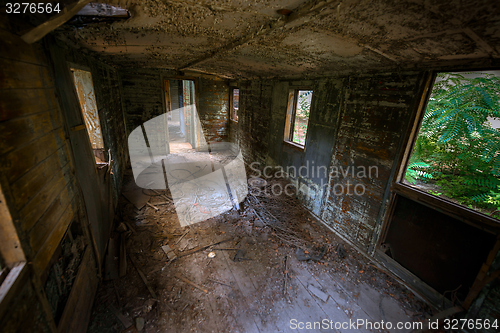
[{"left": 87, "top": 173, "right": 433, "bottom": 333}]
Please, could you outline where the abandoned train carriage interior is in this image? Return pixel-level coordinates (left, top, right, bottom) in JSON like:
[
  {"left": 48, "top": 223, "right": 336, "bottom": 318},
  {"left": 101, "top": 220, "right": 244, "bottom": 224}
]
[{"left": 1, "top": 0, "right": 500, "bottom": 332}]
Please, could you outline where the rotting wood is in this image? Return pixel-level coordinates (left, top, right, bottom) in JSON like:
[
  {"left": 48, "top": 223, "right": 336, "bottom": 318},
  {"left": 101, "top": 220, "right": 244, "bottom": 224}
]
[
  {"left": 57, "top": 247, "right": 98, "bottom": 333},
  {"left": 374, "top": 250, "right": 451, "bottom": 310},
  {"left": 463, "top": 235, "right": 500, "bottom": 309},
  {"left": 129, "top": 255, "right": 157, "bottom": 298},
  {"left": 21, "top": 0, "right": 93, "bottom": 44},
  {"left": 146, "top": 202, "right": 159, "bottom": 211},
  {"left": 177, "top": 238, "right": 233, "bottom": 258},
  {"left": 175, "top": 274, "right": 208, "bottom": 293},
  {"left": 393, "top": 184, "right": 500, "bottom": 234},
  {"left": 152, "top": 189, "right": 172, "bottom": 202},
  {"left": 175, "top": 229, "right": 190, "bottom": 245},
  {"left": 108, "top": 303, "right": 133, "bottom": 329},
  {"left": 207, "top": 278, "right": 233, "bottom": 288}
]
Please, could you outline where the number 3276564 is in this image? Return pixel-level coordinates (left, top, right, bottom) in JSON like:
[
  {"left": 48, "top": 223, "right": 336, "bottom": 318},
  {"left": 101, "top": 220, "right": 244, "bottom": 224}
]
[{"left": 6, "top": 3, "right": 61, "bottom": 14}]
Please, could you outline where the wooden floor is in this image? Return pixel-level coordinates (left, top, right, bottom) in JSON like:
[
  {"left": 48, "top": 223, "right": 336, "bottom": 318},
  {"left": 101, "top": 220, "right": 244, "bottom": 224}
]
[{"left": 87, "top": 175, "right": 432, "bottom": 333}]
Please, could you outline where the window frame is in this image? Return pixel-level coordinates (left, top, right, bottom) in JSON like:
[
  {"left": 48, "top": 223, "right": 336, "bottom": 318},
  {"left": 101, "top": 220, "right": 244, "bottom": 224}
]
[
  {"left": 388, "top": 71, "right": 500, "bottom": 237},
  {"left": 69, "top": 65, "right": 107, "bottom": 166},
  {"left": 284, "top": 88, "right": 313, "bottom": 150},
  {"left": 230, "top": 88, "right": 239, "bottom": 122},
  {"left": 373, "top": 71, "right": 500, "bottom": 309}
]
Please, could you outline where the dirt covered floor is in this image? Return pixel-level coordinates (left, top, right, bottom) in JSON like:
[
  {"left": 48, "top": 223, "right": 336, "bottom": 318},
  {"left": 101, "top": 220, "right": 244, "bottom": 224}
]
[{"left": 87, "top": 171, "right": 432, "bottom": 333}]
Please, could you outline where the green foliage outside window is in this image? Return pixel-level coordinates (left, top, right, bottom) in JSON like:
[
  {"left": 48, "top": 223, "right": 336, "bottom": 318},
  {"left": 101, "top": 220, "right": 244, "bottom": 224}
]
[
  {"left": 405, "top": 72, "right": 500, "bottom": 217},
  {"left": 292, "top": 90, "right": 313, "bottom": 145}
]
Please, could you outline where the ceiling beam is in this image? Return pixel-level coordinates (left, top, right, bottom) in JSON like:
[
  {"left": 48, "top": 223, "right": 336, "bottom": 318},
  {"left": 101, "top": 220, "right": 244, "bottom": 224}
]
[
  {"left": 21, "top": 0, "right": 92, "bottom": 44},
  {"left": 179, "top": 0, "right": 340, "bottom": 70}
]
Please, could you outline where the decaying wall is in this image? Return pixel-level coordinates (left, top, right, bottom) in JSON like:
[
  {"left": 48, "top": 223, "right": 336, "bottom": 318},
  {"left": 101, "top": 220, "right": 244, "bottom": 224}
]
[
  {"left": 197, "top": 78, "right": 229, "bottom": 143},
  {"left": 120, "top": 70, "right": 229, "bottom": 142},
  {"left": 0, "top": 20, "right": 128, "bottom": 333},
  {"left": 323, "top": 73, "right": 425, "bottom": 251},
  {"left": 229, "top": 71, "right": 500, "bottom": 330},
  {"left": 0, "top": 30, "right": 85, "bottom": 332},
  {"left": 50, "top": 37, "right": 129, "bottom": 204},
  {"left": 235, "top": 81, "right": 274, "bottom": 165},
  {"left": 231, "top": 72, "right": 424, "bottom": 248}
]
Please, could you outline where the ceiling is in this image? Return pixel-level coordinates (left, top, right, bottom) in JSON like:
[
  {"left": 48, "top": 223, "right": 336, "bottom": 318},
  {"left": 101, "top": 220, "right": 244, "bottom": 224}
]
[{"left": 55, "top": 0, "right": 500, "bottom": 79}]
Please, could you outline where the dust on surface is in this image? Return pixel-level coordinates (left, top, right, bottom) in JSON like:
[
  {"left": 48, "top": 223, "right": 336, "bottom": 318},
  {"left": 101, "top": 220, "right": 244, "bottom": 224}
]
[{"left": 87, "top": 171, "right": 432, "bottom": 333}]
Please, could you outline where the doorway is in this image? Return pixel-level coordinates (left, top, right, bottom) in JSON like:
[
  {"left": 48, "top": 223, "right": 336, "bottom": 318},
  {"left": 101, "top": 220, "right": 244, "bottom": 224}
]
[{"left": 164, "top": 79, "right": 196, "bottom": 154}]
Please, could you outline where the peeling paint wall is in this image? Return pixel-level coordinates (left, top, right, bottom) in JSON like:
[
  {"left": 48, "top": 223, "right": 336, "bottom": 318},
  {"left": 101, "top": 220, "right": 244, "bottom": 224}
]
[
  {"left": 323, "top": 73, "right": 425, "bottom": 251},
  {"left": 230, "top": 71, "right": 425, "bottom": 250}
]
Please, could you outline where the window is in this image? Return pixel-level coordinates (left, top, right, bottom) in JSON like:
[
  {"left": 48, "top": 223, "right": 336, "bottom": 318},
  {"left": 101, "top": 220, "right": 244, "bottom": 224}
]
[
  {"left": 400, "top": 71, "right": 500, "bottom": 222},
  {"left": 231, "top": 88, "right": 239, "bottom": 122},
  {"left": 70, "top": 68, "right": 106, "bottom": 164},
  {"left": 284, "top": 89, "right": 313, "bottom": 147}
]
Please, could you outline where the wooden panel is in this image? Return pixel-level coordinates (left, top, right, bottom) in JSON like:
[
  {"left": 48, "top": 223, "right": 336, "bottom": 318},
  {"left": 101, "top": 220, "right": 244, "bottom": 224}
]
[
  {"left": 0, "top": 111, "right": 55, "bottom": 155},
  {"left": 385, "top": 195, "right": 496, "bottom": 299},
  {"left": 48, "top": 41, "right": 109, "bottom": 262},
  {"left": 0, "top": 58, "right": 50, "bottom": 90},
  {"left": 0, "top": 29, "right": 42, "bottom": 64},
  {"left": 0, "top": 88, "right": 56, "bottom": 122},
  {"left": 3, "top": 128, "right": 66, "bottom": 183},
  {"left": 10, "top": 151, "right": 69, "bottom": 209},
  {"left": 57, "top": 247, "right": 98, "bottom": 333},
  {"left": 32, "top": 202, "right": 75, "bottom": 274},
  {"left": 29, "top": 189, "right": 75, "bottom": 253},
  {"left": 20, "top": 174, "right": 68, "bottom": 232}
]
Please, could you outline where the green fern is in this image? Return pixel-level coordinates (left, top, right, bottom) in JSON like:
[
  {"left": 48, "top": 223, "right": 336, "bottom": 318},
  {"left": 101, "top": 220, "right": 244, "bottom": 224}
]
[{"left": 406, "top": 72, "right": 500, "bottom": 213}]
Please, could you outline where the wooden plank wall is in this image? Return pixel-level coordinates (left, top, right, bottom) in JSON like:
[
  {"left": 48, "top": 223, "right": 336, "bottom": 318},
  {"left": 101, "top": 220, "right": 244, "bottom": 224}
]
[
  {"left": 0, "top": 30, "right": 81, "bottom": 281},
  {"left": 0, "top": 18, "right": 125, "bottom": 332},
  {"left": 0, "top": 28, "right": 79, "bottom": 332}
]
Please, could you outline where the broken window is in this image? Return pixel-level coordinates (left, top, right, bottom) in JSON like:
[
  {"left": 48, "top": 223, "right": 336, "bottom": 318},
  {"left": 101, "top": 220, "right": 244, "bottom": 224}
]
[
  {"left": 284, "top": 89, "right": 313, "bottom": 147},
  {"left": 231, "top": 88, "right": 239, "bottom": 122},
  {"left": 401, "top": 71, "right": 500, "bottom": 222},
  {"left": 70, "top": 68, "right": 106, "bottom": 164}
]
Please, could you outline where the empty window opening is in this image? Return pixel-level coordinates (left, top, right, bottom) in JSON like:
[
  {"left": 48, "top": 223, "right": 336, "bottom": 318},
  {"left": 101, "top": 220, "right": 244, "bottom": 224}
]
[
  {"left": 284, "top": 89, "right": 313, "bottom": 147},
  {"left": 231, "top": 88, "right": 239, "bottom": 122},
  {"left": 402, "top": 71, "right": 500, "bottom": 221},
  {"left": 71, "top": 68, "right": 105, "bottom": 164},
  {"left": 164, "top": 79, "right": 196, "bottom": 154}
]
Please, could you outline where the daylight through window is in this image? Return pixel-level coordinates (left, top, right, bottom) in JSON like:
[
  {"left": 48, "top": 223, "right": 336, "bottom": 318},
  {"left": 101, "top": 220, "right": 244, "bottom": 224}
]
[
  {"left": 231, "top": 88, "right": 239, "bottom": 122},
  {"left": 71, "top": 69, "right": 105, "bottom": 150},
  {"left": 403, "top": 71, "right": 500, "bottom": 221},
  {"left": 284, "top": 89, "right": 313, "bottom": 147}
]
